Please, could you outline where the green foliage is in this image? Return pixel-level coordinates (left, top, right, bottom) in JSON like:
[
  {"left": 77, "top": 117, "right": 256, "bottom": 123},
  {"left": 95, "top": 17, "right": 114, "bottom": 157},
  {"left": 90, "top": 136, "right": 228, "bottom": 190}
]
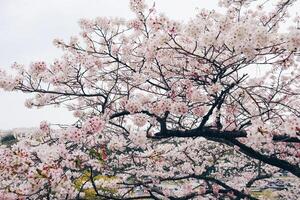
[{"left": 74, "top": 171, "right": 118, "bottom": 199}]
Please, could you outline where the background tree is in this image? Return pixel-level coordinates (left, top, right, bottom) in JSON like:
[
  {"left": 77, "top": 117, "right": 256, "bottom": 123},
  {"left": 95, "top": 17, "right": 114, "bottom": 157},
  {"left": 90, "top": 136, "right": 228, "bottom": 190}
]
[{"left": 0, "top": 0, "right": 300, "bottom": 199}]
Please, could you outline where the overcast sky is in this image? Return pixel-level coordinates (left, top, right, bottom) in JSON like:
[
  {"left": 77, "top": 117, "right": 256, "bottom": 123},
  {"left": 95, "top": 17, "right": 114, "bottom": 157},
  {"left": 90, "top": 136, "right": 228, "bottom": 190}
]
[
  {"left": 0, "top": 0, "right": 220, "bottom": 130},
  {"left": 0, "top": 0, "right": 298, "bottom": 130}
]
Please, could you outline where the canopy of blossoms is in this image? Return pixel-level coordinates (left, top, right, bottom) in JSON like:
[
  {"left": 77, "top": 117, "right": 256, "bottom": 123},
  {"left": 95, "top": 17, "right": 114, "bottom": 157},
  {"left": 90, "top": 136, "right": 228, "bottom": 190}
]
[{"left": 0, "top": 0, "right": 300, "bottom": 199}]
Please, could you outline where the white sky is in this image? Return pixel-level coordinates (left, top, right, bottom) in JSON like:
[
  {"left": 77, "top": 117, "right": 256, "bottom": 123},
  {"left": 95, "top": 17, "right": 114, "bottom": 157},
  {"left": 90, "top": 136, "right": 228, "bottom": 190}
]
[
  {"left": 0, "top": 0, "right": 219, "bottom": 130},
  {"left": 0, "top": 0, "right": 298, "bottom": 130}
]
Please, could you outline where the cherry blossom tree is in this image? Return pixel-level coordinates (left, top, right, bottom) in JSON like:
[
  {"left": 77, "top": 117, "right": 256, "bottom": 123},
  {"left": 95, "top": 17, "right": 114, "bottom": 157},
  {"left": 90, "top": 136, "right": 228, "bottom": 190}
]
[{"left": 1, "top": 0, "right": 300, "bottom": 199}]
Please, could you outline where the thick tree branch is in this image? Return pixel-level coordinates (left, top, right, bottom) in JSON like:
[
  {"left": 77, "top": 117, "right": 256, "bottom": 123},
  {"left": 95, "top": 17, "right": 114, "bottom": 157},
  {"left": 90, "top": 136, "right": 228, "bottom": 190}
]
[
  {"left": 228, "top": 138, "right": 300, "bottom": 177},
  {"left": 151, "top": 127, "right": 300, "bottom": 177},
  {"left": 153, "top": 127, "right": 247, "bottom": 139},
  {"left": 272, "top": 135, "right": 300, "bottom": 143}
]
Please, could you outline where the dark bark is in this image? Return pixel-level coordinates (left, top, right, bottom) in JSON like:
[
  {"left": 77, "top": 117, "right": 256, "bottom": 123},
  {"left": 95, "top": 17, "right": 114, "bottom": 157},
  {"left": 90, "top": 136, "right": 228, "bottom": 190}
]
[{"left": 151, "top": 128, "right": 300, "bottom": 178}]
